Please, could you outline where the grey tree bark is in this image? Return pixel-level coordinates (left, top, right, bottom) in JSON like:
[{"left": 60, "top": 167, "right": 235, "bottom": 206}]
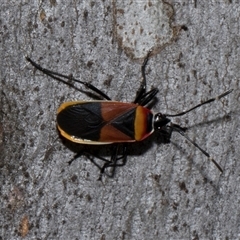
[{"left": 1, "top": 1, "right": 239, "bottom": 239}]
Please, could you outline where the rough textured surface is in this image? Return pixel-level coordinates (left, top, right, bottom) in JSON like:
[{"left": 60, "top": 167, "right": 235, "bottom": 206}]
[
  {"left": 1, "top": 1, "right": 239, "bottom": 239},
  {"left": 113, "top": 0, "right": 178, "bottom": 59}
]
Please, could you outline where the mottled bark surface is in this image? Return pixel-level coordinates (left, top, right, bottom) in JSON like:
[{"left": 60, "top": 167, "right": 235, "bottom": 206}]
[{"left": 1, "top": 1, "right": 239, "bottom": 239}]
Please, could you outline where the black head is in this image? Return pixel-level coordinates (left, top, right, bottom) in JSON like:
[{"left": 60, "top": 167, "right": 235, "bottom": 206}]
[{"left": 154, "top": 113, "right": 171, "bottom": 130}]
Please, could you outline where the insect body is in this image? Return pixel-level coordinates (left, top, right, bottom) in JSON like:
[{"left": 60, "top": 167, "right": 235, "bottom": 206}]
[
  {"left": 57, "top": 101, "right": 153, "bottom": 144},
  {"left": 26, "top": 52, "right": 232, "bottom": 179}
]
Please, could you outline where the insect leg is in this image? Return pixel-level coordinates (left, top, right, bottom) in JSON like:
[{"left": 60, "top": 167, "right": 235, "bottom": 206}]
[
  {"left": 136, "top": 88, "right": 159, "bottom": 106},
  {"left": 26, "top": 57, "right": 111, "bottom": 100},
  {"left": 68, "top": 145, "right": 128, "bottom": 180},
  {"left": 98, "top": 144, "right": 128, "bottom": 181},
  {"left": 134, "top": 50, "right": 152, "bottom": 104},
  {"left": 68, "top": 150, "right": 108, "bottom": 173}
]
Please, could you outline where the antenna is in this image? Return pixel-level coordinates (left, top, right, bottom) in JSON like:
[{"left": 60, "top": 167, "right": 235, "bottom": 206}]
[
  {"left": 171, "top": 124, "right": 223, "bottom": 172},
  {"left": 166, "top": 90, "right": 233, "bottom": 172},
  {"left": 165, "top": 89, "right": 233, "bottom": 117}
]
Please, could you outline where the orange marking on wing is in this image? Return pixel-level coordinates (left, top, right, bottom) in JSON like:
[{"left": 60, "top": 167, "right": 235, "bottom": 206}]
[
  {"left": 100, "top": 102, "right": 137, "bottom": 121},
  {"left": 134, "top": 106, "right": 152, "bottom": 141},
  {"left": 100, "top": 125, "right": 135, "bottom": 142}
]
